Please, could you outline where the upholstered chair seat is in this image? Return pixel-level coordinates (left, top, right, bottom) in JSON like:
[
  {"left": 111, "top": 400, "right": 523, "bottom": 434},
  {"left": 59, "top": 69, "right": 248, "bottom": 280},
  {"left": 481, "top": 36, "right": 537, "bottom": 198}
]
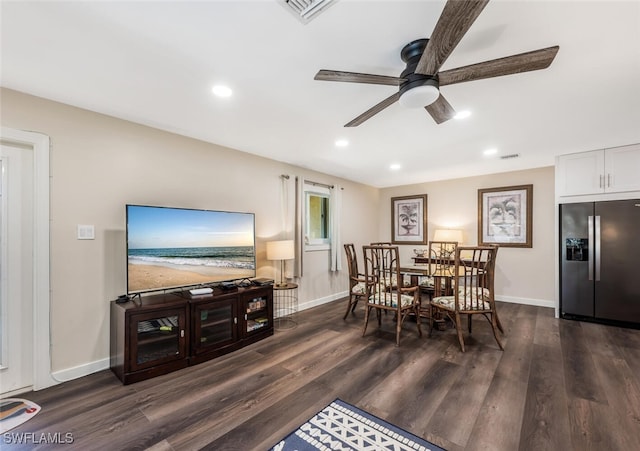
[
  {"left": 362, "top": 245, "right": 422, "bottom": 346},
  {"left": 429, "top": 246, "right": 504, "bottom": 352}
]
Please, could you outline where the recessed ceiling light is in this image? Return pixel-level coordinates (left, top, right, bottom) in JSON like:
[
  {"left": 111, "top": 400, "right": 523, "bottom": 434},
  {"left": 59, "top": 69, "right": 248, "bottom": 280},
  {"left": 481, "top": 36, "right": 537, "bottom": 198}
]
[
  {"left": 483, "top": 148, "right": 498, "bottom": 156},
  {"left": 212, "top": 85, "right": 232, "bottom": 98},
  {"left": 335, "top": 139, "right": 349, "bottom": 147},
  {"left": 390, "top": 163, "right": 401, "bottom": 171},
  {"left": 454, "top": 110, "right": 471, "bottom": 120}
]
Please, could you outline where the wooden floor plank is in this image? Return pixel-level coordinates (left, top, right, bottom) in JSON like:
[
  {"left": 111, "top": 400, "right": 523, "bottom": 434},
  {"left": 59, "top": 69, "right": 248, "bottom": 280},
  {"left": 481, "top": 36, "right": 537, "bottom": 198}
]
[
  {"left": 533, "top": 304, "right": 561, "bottom": 348},
  {"left": 426, "top": 348, "right": 503, "bottom": 448},
  {"left": 465, "top": 374, "right": 528, "bottom": 451},
  {"left": 493, "top": 314, "right": 535, "bottom": 383},
  {"left": 5, "top": 298, "right": 640, "bottom": 451},
  {"left": 519, "top": 343, "right": 573, "bottom": 451},
  {"left": 559, "top": 320, "right": 608, "bottom": 404},
  {"left": 203, "top": 381, "right": 336, "bottom": 451}
]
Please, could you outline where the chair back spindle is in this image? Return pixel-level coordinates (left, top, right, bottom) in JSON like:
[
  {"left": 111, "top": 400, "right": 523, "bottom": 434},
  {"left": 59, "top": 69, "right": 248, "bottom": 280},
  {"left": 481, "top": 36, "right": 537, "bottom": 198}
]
[
  {"left": 342, "top": 244, "right": 368, "bottom": 319},
  {"left": 362, "top": 245, "right": 422, "bottom": 346},
  {"left": 429, "top": 245, "right": 504, "bottom": 352}
]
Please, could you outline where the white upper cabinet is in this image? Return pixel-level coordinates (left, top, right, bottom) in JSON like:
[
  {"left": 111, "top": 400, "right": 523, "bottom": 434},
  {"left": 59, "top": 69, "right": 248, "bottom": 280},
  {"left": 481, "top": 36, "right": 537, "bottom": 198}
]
[
  {"left": 605, "top": 144, "right": 640, "bottom": 193},
  {"left": 556, "top": 144, "right": 640, "bottom": 197}
]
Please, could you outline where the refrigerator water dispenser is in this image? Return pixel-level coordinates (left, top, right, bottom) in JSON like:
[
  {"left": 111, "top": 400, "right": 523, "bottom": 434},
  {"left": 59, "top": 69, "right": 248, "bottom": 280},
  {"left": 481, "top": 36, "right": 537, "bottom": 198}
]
[{"left": 566, "top": 238, "right": 588, "bottom": 261}]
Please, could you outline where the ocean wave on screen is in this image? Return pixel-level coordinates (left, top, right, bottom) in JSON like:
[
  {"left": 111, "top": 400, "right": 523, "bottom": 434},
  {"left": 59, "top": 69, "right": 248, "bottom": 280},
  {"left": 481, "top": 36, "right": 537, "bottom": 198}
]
[{"left": 128, "top": 255, "right": 255, "bottom": 269}]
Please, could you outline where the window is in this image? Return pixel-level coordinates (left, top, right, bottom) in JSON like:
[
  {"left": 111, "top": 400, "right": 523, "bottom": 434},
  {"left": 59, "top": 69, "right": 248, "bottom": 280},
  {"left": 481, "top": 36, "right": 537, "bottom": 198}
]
[{"left": 304, "top": 184, "right": 330, "bottom": 250}]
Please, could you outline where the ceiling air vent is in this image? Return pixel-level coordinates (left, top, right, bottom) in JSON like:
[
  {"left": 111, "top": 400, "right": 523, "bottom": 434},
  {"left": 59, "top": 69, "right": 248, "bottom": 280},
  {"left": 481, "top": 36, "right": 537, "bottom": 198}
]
[
  {"left": 500, "top": 153, "right": 520, "bottom": 160},
  {"left": 279, "top": 0, "right": 337, "bottom": 24}
]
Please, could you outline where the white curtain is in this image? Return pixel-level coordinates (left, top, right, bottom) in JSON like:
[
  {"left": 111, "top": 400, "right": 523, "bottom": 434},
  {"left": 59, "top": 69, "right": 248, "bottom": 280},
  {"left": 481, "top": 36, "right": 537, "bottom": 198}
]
[
  {"left": 279, "top": 174, "right": 299, "bottom": 279},
  {"left": 279, "top": 174, "right": 290, "bottom": 234},
  {"left": 330, "top": 184, "right": 342, "bottom": 271},
  {"left": 293, "top": 176, "right": 303, "bottom": 277}
]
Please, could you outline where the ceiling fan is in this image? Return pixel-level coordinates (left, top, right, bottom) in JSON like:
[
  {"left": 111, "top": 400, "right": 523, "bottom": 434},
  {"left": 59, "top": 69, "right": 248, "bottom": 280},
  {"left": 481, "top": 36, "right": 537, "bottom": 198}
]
[{"left": 314, "top": 0, "right": 559, "bottom": 126}]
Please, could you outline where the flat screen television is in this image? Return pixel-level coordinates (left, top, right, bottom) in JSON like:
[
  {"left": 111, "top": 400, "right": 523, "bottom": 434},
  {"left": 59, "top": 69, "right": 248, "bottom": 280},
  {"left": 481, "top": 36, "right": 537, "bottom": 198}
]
[{"left": 126, "top": 204, "right": 256, "bottom": 294}]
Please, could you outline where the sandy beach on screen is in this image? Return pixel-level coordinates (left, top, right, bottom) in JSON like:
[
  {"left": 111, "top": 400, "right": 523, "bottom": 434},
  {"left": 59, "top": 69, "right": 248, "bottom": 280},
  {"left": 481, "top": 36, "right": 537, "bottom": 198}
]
[{"left": 128, "top": 262, "right": 253, "bottom": 292}]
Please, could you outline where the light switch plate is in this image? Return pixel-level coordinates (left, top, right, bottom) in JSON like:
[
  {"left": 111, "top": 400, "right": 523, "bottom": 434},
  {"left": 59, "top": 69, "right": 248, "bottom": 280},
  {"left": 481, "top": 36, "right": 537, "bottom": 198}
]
[{"left": 77, "top": 224, "right": 95, "bottom": 240}]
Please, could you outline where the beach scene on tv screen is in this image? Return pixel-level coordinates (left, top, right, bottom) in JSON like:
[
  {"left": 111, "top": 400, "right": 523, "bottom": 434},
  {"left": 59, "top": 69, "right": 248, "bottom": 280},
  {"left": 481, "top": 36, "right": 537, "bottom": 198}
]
[{"left": 127, "top": 206, "right": 256, "bottom": 293}]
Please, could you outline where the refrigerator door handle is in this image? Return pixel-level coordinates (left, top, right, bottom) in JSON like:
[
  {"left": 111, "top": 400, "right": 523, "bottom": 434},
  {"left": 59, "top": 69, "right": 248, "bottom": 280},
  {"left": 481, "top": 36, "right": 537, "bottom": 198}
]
[
  {"left": 595, "top": 215, "right": 601, "bottom": 281},
  {"left": 588, "top": 215, "right": 594, "bottom": 281}
]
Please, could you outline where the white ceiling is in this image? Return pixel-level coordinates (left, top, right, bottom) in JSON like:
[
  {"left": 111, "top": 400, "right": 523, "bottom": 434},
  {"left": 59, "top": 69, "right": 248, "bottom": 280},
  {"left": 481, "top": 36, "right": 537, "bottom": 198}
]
[{"left": 2, "top": 1, "right": 639, "bottom": 187}]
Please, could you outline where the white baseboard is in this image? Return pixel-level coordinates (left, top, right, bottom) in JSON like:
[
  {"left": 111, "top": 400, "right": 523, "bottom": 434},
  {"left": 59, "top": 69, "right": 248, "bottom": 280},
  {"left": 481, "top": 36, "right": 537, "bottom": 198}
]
[
  {"left": 42, "top": 292, "right": 552, "bottom": 387},
  {"left": 51, "top": 357, "right": 110, "bottom": 384},
  {"left": 496, "top": 294, "right": 555, "bottom": 309},
  {"left": 300, "top": 291, "right": 554, "bottom": 310},
  {"left": 298, "top": 292, "right": 554, "bottom": 311},
  {"left": 299, "top": 291, "right": 347, "bottom": 312},
  {"left": 47, "top": 295, "right": 348, "bottom": 386}
]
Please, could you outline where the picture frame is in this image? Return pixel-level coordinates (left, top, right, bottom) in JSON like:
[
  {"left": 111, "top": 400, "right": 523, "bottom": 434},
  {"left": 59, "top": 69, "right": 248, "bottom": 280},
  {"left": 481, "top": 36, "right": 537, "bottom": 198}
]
[
  {"left": 391, "top": 194, "right": 428, "bottom": 245},
  {"left": 478, "top": 184, "right": 533, "bottom": 248}
]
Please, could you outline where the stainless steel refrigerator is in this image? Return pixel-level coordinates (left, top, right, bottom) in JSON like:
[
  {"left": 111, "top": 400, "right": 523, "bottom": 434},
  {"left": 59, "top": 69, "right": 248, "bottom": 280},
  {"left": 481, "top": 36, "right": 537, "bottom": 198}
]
[{"left": 560, "top": 199, "right": 640, "bottom": 325}]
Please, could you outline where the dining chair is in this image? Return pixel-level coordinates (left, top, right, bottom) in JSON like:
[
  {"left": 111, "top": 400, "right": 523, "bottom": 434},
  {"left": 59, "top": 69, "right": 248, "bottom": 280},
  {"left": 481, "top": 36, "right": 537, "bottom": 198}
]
[
  {"left": 343, "top": 243, "right": 369, "bottom": 319},
  {"left": 362, "top": 245, "right": 422, "bottom": 346},
  {"left": 426, "top": 240, "right": 459, "bottom": 297},
  {"left": 429, "top": 245, "right": 504, "bottom": 352}
]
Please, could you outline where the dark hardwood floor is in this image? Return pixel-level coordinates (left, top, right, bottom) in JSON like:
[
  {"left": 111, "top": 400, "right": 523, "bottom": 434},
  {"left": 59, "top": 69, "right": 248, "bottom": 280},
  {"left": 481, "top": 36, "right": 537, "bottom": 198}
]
[{"left": 5, "top": 298, "right": 640, "bottom": 450}]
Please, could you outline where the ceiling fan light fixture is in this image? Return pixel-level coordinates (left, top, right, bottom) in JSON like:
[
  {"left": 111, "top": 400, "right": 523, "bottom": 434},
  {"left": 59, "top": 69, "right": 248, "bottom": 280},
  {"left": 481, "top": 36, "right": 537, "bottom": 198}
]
[{"left": 398, "top": 79, "right": 439, "bottom": 108}]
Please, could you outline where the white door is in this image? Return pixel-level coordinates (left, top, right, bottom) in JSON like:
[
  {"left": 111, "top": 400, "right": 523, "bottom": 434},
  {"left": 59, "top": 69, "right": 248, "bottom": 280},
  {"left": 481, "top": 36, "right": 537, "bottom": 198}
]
[{"left": 0, "top": 143, "right": 34, "bottom": 395}]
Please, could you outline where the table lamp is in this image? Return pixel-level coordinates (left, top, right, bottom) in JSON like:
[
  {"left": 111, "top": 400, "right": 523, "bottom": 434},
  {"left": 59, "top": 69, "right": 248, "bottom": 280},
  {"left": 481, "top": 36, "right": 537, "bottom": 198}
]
[
  {"left": 433, "top": 229, "right": 463, "bottom": 258},
  {"left": 266, "top": 240, "right": 295, "bottom": 287},
  {"left": 433, "top": 229, "right": 463, "bottom": 244}
]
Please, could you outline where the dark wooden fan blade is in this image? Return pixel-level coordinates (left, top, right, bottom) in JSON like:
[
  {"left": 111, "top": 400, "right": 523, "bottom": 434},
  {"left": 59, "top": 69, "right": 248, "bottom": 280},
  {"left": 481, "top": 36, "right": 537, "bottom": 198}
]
[
  {"left": 439, "top": 46, "right": 559, "bottom": 86},
  {"left": 345, "top": 92, "right": 400, "bottom": 127},
  {"left": 315, "top": 70, "right": 405, "bottom": 86},
  {"left": 425, "top": 94, "right": 456, "bottom": 124},
  {"left": 416, "top": 0, "right": 490, "bottom": 76}
]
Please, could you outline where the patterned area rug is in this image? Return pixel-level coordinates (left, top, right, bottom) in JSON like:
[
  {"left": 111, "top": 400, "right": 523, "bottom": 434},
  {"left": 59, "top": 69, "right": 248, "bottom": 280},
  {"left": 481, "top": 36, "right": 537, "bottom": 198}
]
[
  {"left": 0, "top": 398, "right": 41, "bottom": 433},
  {"left": 270, "top": 398, "right": 445, "bottom": 451}
]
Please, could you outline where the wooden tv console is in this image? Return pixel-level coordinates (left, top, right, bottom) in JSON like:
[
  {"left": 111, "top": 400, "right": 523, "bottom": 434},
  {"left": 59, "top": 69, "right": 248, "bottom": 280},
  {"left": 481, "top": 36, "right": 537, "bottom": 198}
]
[{"left": 110, "top": 285, "right": 273, "bottom": 384}]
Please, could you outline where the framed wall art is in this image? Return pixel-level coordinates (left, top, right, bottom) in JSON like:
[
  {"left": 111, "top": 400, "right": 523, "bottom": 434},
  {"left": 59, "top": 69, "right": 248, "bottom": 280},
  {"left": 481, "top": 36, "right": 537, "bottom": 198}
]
[
  {"left": 391, "top": 194, "right": 427, "bottom": 245},
  {"left": 478, "top": 184, "right": 532, "bottom": 247}
]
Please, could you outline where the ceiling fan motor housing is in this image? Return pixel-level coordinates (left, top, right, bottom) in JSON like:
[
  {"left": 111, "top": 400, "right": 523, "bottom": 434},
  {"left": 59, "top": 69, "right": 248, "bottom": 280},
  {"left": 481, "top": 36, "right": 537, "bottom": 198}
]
[{"left": 399, "top": 39, "right": 440, "bottom": 105}]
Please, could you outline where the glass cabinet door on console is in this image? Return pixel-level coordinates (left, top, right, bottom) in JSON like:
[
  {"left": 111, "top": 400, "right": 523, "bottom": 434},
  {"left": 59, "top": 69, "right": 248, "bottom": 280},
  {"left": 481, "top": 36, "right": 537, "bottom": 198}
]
[
  {"left": 192, "top": 297, "right": 238, "bottom": 354},
  {"left": 111, "top": 286, "right": 273, "bottom": 384},
  {"left": 129, "top": 307, "right": 187, "bottom": 372},
  {"left": 243, "top": 293, "right": 272, "bottom": 337}
]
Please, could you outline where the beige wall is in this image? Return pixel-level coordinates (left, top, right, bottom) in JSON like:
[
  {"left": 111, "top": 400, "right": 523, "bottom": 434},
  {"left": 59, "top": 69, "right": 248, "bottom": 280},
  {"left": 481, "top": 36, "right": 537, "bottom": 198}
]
[
  {"left": 380, "top": 167, "right": 556, "bottom": 305},
  {"left": 1, "top": 87, "right": 554, "bottom": 380},
  {"left": 1, "top": 88, "right": 379, "bottom": 374}
]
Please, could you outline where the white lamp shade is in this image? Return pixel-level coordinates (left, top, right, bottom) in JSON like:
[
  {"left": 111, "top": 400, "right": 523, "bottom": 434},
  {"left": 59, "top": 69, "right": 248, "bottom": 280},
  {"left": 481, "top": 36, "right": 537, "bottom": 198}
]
[
  {"left": 266, "top": 240, "right": 295, "bottom": 260},
  {"left": 433, "top": 229, "right": 463, "bottom": 244},
  {"left": 398, "top": 84, "right": 440, "bottom": 108}
]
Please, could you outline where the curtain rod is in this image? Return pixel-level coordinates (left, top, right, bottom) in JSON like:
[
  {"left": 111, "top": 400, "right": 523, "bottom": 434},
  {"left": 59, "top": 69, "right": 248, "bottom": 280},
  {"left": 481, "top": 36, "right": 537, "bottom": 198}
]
[
  {"left": 280, "top": 174, "right": 290, "bottom": 180},
  {"left": 305, "top": 179, "right": 334, "bottom": 189}
]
